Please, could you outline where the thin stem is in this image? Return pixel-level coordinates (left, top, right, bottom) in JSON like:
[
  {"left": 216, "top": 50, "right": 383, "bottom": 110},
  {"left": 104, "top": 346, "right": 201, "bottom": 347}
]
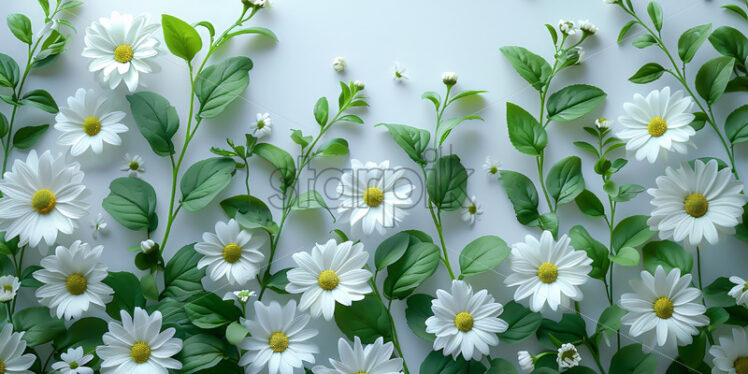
[
  {"left": 586, "top": 342, "right": 607, "bottom": 374},
  {"left": 420, "top": 165, "right": 456, "bottom": 280},
  {"left": 5, "top": 302, "right": 12, "bottom": 324},
  {"left": 386, "top": 299, "right": 411, "bottom": 374},
  {"left": 536, "top": 154, "right": 553, "bottom": 212},
  {"left": 696, "top": 246, "right": 703, "bottom": 290}
]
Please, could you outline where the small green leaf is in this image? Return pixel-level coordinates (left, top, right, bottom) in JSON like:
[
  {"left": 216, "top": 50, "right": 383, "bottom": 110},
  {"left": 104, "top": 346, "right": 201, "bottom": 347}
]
[
  {"left": 315, "top": 138, "right": 348, "bottom": 156},
  {"left": 609, "top": 344, "right": 657, "bottom": 374},
  {"left": 13, "top": 307, "right": 64, "bottom": 346},
  {"left": 459, "top": 235, "right": 511, "bottom": 277},
  {"left": 632, "top": 34, "right": 658, "bottom": 48},
  {"left": 254, "top": 143, "right": 296, "bottom": 191},
  {"left": 221, "top": 195, "right": 277, "bottom": 233},
  {"left": 12, "top": 124, "right": 48, "bottom": 149},
  {"left": 162, "top": 243, "right": 206, "bottom": 301},
  {"left": 506, "top": 102, "right": 547, "bottom": 155},
  {"left": 726, "top": 105, "right": 748, "bottom": 145},
  {"left": 405, "top": 294, "right": 435, "bottom": 342},
  {"left": 703, "top": 277, "right": 736, "bottom": 307},
  {"left": 678, "top": 23, "right": 712, "bottom": 63},
  {"left": 103, "top": 272, "right": 146, "bottom": 320},
  {"left": 177, "top": 334, "right": 229, "bottom": 373},
  {"left": 226, "top": 321, "right": 248, "bottom": 346},
  {"left": 617, "top": 20, "right": 638, "bottom": 44},
  {"left": 546, "top": 156, "right": 585, "bottom": 205},
  {"left": 375, "top": 232, "right": 410, "bottom": 271},
  {"left": 7, "top": 14, "right": 32, "bottom": 44},
  {"left": 722, "top": 4, "right": 748, "bottom": 21},
  {"left": 575, "top": 189, "right": 605, "bottom": 218},
  {"left": 180, "top": 157, "right": 236, "bottom": 212},
  {"left": 226, "top": 26, "right": 278, "bottom": 41},
  {"left": 499, "top": 46, "right": 552, "bottom": 91},
  {"left": 708, "top": 26, "right": 748, "bottom": 66},
  {"left": 376, "top": 123, "right": 430, "bottom": 165},
  {"left": 646, "top": 1, "right": 663, "bottom": 31},
  {"left": 611, "top": 215, "right": 655, "bottom": 252},
  {"left": 547, "top": 85, "right": 607, "bottom": 122},
  {"left": 161, "top": 14, "right": 203, "bottom": 62},
  {"left": 184, "top": 292, "right": 242, "bottom": 329},
  {"left": 313, "top": 97, "right": 329, "bottom": 126},
  {"left": 437, "top": 114, "right": 483, "bottom": 145},
  {"left": 498, "top": 301, "right": 542, "bottom": 344},
  {"left": 499, "top": 170, "right": 539, "bottom": 225},
  {"left": 613, "top": 184, "right": 646, "bottom": 202},
  {"left": 291, "top": 190, "right": 333, "bottom": 219},
  {"left": 20, "top": 89, "right": 58, "bottom": 113},
  {"left": 421, "top": 91, "right": 441, "bottom": 109},
  {"left": 334, "top": 294, "right": 392, "bottom": 343},
  {"left": 265, "top": 268, "right": 290, "bottom": 295},
  {"left": 427, "top": 155, "right": 468, "bottom": 211},
  {"left": 569, "top": 225, "right": 609, "bottom": 280},
  {"left": 0, "top": 53, "right": 20, "bottom": 88},
  {"left": 595, "top": 305, "right": 627, "bottom": 341},
  {"left": 140, "top": 273, "right": 159, "bottom": 300},
  {"left": 102, "top": 178, "right": 158, "bottom": 232},
  {"left": 695, "top": 56, "right": 736, "bottom": 105},
  {"left": 126, "top": 92, "right": 179, "bottom": 157},
  {"left": 195, "top": 56, "right": 253, "bottom": 119},
  {"left": 628, "top": 63, "right": 666, "bottom": 84},
  {"left": 608, "top": 246, "right": 640, "bottom": 266},
  {"left": 420, "top": 351, "right": 486, "bottom": 374},
  {"left": 383, "top": 242, "right": 440, "bottom": 300},
  {"left": 642, "top": 240, "right": 693, "bottom": 274}
]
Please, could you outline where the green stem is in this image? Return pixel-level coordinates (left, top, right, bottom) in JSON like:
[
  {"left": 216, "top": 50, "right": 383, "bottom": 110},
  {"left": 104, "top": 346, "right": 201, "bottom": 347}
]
[
  {"left": 696, "top": 246, "right": 703, "bottom": 290},
  {"left": 386, "top": 299, "right": 411, "bottom": 374},
  {"left": 5, "top": 302, "right": 12, "bottom": 324},
  {"left": 420, "top": 165, "right": 456, "bottom": 280},
  {"left": 536, "top": 154, "right": 553, "bottom": 212},
  {"left": 586, "top": 342, "right": 607, "bottom": 374}
]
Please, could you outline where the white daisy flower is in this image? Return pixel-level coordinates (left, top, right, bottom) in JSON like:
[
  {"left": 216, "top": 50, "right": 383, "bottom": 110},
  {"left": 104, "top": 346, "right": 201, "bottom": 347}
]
[
  {"left": 96, "top": 307, "right": 183, "bottom": 373},
  {"left": 505, "top": 231, "right": 592, "bottom": 312},
  {"left": 595, "top": 117, "right": 611, "bottom": 129},
  {"left": 616, "top": 87, "right": 695, "bottom": 163},
  {"left": 33, "top": 241, "right": 114, "bottom": 320},
  {"left": 620, "top": 266, "right": 708, "bottom": 350},
  {"left": 557, "top": 343, "right": 581, "bottom": 369},
  {"left": 336, "top": 159, "right": 415, "bottom": 235},
  {"left": 250, "top": 112, "right": 272, "bottom": 139},
  {"left": 286, "top": 239, "right": 372, "bottom": 321},
  {"left": 729, "top": 276, "right": 748, "bottom": 307},
  {"left": 81, "top": 12, "right": 160, "bottom": 92},
  {"left": 577, "top": 19, "right": 598, "bottom": 35},
  {"left": 461, "top": 195, "right": 483, "bottom": 225},
  {"left": 332, "top": 56, "right": 347, "bottom": 72},
  {"left": 239, "top": 300, "right": 319, "bottom": 374},
  {"left": 710, "top": 326, "right": 748, "bottom": 374},
  {"left": 224, "top": 289, "right": 256, "bottom": 304},
  {"left": 54, "top": 88, "right": 128, "bottom": 156},
  {"left": 647, "top": 159, "right": 747, "bottom": 246},
  {"left": 393, "top": 61, "right": 408, "bottom": 81},
  {"left": 483, "top": 156, "right": 502, "bottom": 177},
  {"left": 0, "top": 150, "right": 89, "bottom": 248},
  {"left": 558, "top": 19, "right": 577, "bottom": 35},
  {"left": 195, "top": 219, "right": 266, "bottom": 286},
  {"left": 425, "top": 280, "right": 508, "bottom": 361},
  {"left": 90, "top": 212, "right": 108, "bottom": 239},
  {"left": 51, "top": 346, "right": 94, "bottom": 374},
  {"left": 0, "top": 324, "right": 35, "bottom": 374},
  {"left": 0, "top": 275, "right": 20, "bottom": 302},
  {"left": 312, "top": 337, "right": 403, "bottom": 374},
  {"left": 442, "top": 71, "right": 458, "bottom": 86},
  {"left": 140, "top": 239, "right": 157, "bottom": 254},
  {"left": 121, "top": 153, "right": 145, "bottom": 177},
  {"left": 518, "top": 351, "right": 534, "bottom": 372}
]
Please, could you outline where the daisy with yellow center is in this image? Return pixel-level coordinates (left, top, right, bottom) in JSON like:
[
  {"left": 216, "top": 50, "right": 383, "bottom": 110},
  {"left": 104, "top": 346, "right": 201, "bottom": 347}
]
[
  {"left": 250, "top": 112, "right": 273, "bottom": 138},
  {"left": 312, "top": 337, "right": 404, "bottom": 374},
  {"left": 54, "top": 88, "right": 128, "bottom": 156},
  {"left": 728, "top": 276, "right": 748, "bottom": 307},
  {"left": 0, "top": 276, "right": 20, "bottom": 303},
  {"left": 121, "top": 153, "right": 145, "bottom": 177},
  {"left": 195, "top": 219, "right": 266, "bottom": 286},
  {"left": 461, "top": 195, "right": 483, "bottom": 225},
  {"left": 0, "top": 324, "right": 35, "bottom": 374},
  {"left": 709, "top": 326, "right": 748, "bottom": 373},
  {"left": 51, "top": 346, "right": 94, "bottom": 374},
  {"left": 483, "top": 156, "right": 502, "bottom": 177}
]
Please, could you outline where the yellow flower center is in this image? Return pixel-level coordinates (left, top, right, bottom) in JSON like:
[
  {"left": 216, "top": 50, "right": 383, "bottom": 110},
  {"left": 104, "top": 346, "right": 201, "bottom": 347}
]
[
  {"left": 130, "top": 342, "right": 151, "bottom": 364},
  {"left": 684, "top": 193, "right": 708, "bottom": 218},
  {"left": 653, "top": 297, "right": 674, "bottom": 319},
  {"left": 268, "top": 332, "right": 289, "bottom": 352},
  {"left": 467, "top": 205, "right": 477, "bottom": 214},
  {"left": 358, "top": 372, "right": 368, "bottom": 374},
  {"left": 82, "top": 116, "right": 102, "bottom": 136},
  {"left": 647, "top": 116, "right": 667, "bottom": 137},
  {"left": 114, "top": 45, "right": 134, "bottom": 63},
  {"left": 257, "top": 120, "right": 265, "bottom": 129},
  {"left": 69, "top": 362, "right": 79, "bottom": 369},
  {"left": 363, "top": 187, "right": 384, "bottom": 207},
  {"left": 222, "top": 243, "right": 242, "bottom": 264},
  {"left": 489, "top": 166, "right": 498, "bottom": 175},
  {"left": 561, "top": 348, "right": 577, "bottom": 361},
  {"left": 735, "top": 357, "right": 748, "bottom": 374},
  {"left": 743, "top": 282, "right": 748, "bottom": 292},
  {"left": 31, "top": 189, "right": 56, "bottom": 214},
  {"left": 129, "top": 161, "right": 140, "bottom": 170},
  {"left": 537, "top": 262, "right": 558, "bottom": 284},
  {"left": 318, "top": 270, "right": 340, "bottom": 291},
  {"left": 0, "top": 358, "right": 4, "bottom": 373},
  {"left": 65, "top": 273, "right": 87, "bottom": 295},
  {"left": 454, "top": 311, "right": 474, "bottom": 332},
  {"left": 2, "top": 285, "right": 11, "bottom": 292}
]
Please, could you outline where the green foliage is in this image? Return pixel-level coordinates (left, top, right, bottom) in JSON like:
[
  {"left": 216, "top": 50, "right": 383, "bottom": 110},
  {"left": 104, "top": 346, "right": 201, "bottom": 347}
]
[
  {"left": 184, "top": 292, "right": 242, "bottom": 329},
  {"left": 609, "top": 344, "right": 658, "bottom": 374},
  {"left": 642, "top": 240, "right": 693, "bottom": 274},
  {"left": 499, "top": 170, "right": 539, "bottom": 225},
  {"left": 162, "top": 243, "right": 205, "bottom": 301},
  {"left": 376, "top": 123, "right": 431, "bottom": 165},
  {"left": 426, "top": 155, "right": 468, "bottom": 211},
  {"left": 546, "top": 85, "right": 607, "bottom": 122},
  {"left": 127, "top": 92, "right": 179, "bottom": 156},
  {"left": 195, "top": 56, "right": 253, "bottom": 119},
  {"left": 162, "top": 14, "right": 203, "bottom": 62},
  {"left": 420, "top": 351, "right": 486, "bottom": 374},
  {"left": 498, "top": 301, "right": 542, "bottom": 344},
  {"left": 103, "top": 272, "right": 146, "bottom": 320},
  {"left": 405, "top": 294, "right": 435, "bottom": 342},
  {"left": 180, "top": 157, "right": 236, "bottom": 212},
  {"left": 13, "top": 307, "right": 65, "bottom": 346},
  {"left": 334, "top": 294, "right": 392, "bottom": 343},
  {"left": 459, "top": 235, "right": 511, "bottom": 277},
  {"left": 102, "top": 177, "right": 159, "bottom": 232},
  {"left": 499, "top": 46, "right": 551, "bottom": 90},
  {"left": 506, "top": 102, "right": 547, "bottom": 156},
  {"left": 383, "top": 242, "right": 441, "bottom": 300},
  {"left": 546, "top": 156, "right": 585, "bottom": 206}
]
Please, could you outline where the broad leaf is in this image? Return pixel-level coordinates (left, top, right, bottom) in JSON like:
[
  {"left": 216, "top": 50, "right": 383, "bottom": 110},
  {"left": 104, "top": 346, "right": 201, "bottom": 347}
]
[
  {"left": 678, "top": 23, "right": 712, "bottom": 63},
  {"left": 383, "top": 242, "right": 440, "bottom": 300},
  {"left": 499, "top": 46, "right": 552, "bottom": 90},
  {"left": 506, "top": 102, "right": 546, "bottom": 155},
  {"left": 178, "top": 334, "right": 229, "bottom": 373},
  {"left": 334, "top": 294, "right": 392, "bottom": 343},
  {"left": 162, "top": 243, "right": 206, "bottom": 301},
  {"left": 629, "top": 63, "right": 666, "bottom": 84},
  {"left": 375, "top": 232, "right": 410, "bottom": 271},
  {"left": 254, "top": 143, "right": 296, "bottom": 191},
  {"left": 726, "top": 105, "right": 748, "bottom": 145},
  {"left": 642, "top": 240, "right": 693, "bottom": 274},
  {"left": 103, "top": 272, "right": 146, "bottom": 320},
  {"left": 569, "top": 225, "right": 609, "bottom": 280},
  {"left": 13, "top": 307, "right": 64, "bottom": 346},
  {"left": 162, "top": 14, "right": 203, "bottom": 61},
  {"left": 127, "top": 92, "right": 179, "bottom": 156},
  {"left": 695, "top": 56, "right": 735, "bottom": 105},
  {"left": 184, "top": 292, "right": 242, "bottom": 329},
  {"left": 499, "top": 170, "right": 539, "bottom": 225},
  {"left": 459, "top": 235, "right": 511, "bottom": 277},
  {"left": 181, "top": 157, "right": 236, "bottom": 212},
  {"left": 195, "top": 56, "right": 253, "bottom": 118},
  {"left": 102, "top": 177, "right": 158, "bottom": 232},
  {"left": 405, "top": 293, "right": 435, "bottom": 342},
  {"left": 546, "top": 156, "right": 585, "bottom": 205},
  {"left": 499, "top": 301, "right": 542, "bottom": 344},
  {"left": 611, "top": 215, "right": 654, "bottom": 252},
  {"left": 20, "top": 89, "right": 58, "bottom": 113},
  {"left": 546, "top": 84, "right": 606, "bottom": 122},
  {"left": 12, "top": 124, "right": 48, "bottom": 149},
  {"left": 427, "top": 155, "right": 468, "bottom": 211},
  {"left": 376, "top": 123, "right": 430, "bottom": 165}
]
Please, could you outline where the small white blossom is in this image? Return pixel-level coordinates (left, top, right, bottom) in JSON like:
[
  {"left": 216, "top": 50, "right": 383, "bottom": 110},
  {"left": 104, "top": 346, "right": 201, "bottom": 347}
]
[
  {"left": 332, "top": 56, "right": 347, "bottom": 72},
  {"left": 0, "top": 275, "right": 20, "bottom": 302},
  {"left": 121, "top": 153, "right": 145, "bottom": 177},
  {"left": 224, "top": 289, "right": 256, "bottom": 304},
  {"left": 483, "top": 156, "right": 502, "bottom": 177},
  {"left": 140, "top": 239, "right": 157, "bottom": 254},
  {"left": 557, "top": 343, "right": 582, "bottom": 369},
  {"left": 595, "top": 118, "right": 611, "bottom": 129},
  {"left": 729, "top": 276, "right": 748, "bottom": 307},
  {"left": 442, "top": 71, "right": 458, "bottom": 86},
  {"left": 558, "top": 19, "right": 577, "bottom": 35},
  {"left": 461, "top": 195, "right": 483, "bottom": 225},
  {"left": 90, "top": 213, "right": 108, "bottom": 239},
  {"left": 250, "top": 112, "right": 272, "bottom": 139},
  {"left": 393, "top": 61, "right": 408, "bottom": 80},
  {"left": 518, "top": 351, "right": 534, "bottom": 372},
  {"left": 578, "top": 19, "right": 598, "bottom": 35}
]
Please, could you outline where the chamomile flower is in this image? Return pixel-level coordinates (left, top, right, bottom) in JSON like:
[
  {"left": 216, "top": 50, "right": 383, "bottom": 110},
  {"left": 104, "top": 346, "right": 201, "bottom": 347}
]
[
  {"left": 595, "top": 118, "right": 611, "bottom": 129},
  {"left": 616, "top": 87, "right": 695, "bottom": 163},
  {"left": 195, "top": 219, "right": 266, "bottom": 286},
  {"left": 620, "top": 266, "right": 708, "bottom": 350},
  {"left": 425, "top": 280, "right": 508, "bottom": 361},
  {"left": 81, "top": 12, "right": 160, "bottom": 92},
  {"left": 505, "top": 231, "right": 592, "bottom": 312},
  {"left": 336, "top": 159, "right": 415, "bottom": 235},
  {"left": 0, "top": 150, "right": 89, "bottom": 248},
  {"left": 0, "top": 275, "right": 20, "bottom": 302},
  {"left": 239, "top": 300, "right": 319, "bottom": 374},
  {"left": 577, "top": 19, "right": 598, "bottom": 35},
  {"left": 54, "top": 88, "right": 128, "bottom": 156},
  {"left": 518, "top": 351, "right": 534, "bottom": 372},
  {"left": 442, "top": 71, "right": 458, "bottom": 86},
  {"left": 33, "top": 241, "right": 114, "bottom": 320},
  {"left": 0, "top": 324, "right": 35, "bottom": 374},
  {"left": 224, "top": 289, "right": 256, "bottom": 304},
  {"left": 557, "top": 343, "right": 581, "bottom": 369},
  {"left": 121, "top": 153, "right": 145, "bottom": 177},
  {"left": 729, "top": 276, "right": 748, "bottom": 307},
  {"left": 286, "top": 239, "right": 372, "bottom": 321},
  {"left": 97, "top": 308, "right": 183, "bottom": 373},
  {"left": 250, "top": 112, "right": 272, "bottom": 139},
  {"left": 393, "top": 61, "right": 408, "bottom": 81},
  {"left": 461, "top": 195, "right": 483, "bottom": 225},
  {"left": 647, "top": 159, "right": 746, "bottom": 246},
  {"left": 710, "top": 326, "right": 748, "bottom": 374},
  {"left": 558, "top": 19, "right": 576, "bottom": 35},
  {"left": 90, "top": 212, "right": 108, "bottom": 239},
  {"left": 333, "top": 56, "right": 346, "bottom": 72},
  {"left": 483, "top": 156, "right": 502, "bottom": 177},
  {"left": 312, "top": 337, "right": 403, "bottom": 374},
  {"left": 51, "top": 347, "right": 94, "bottom": 374}
]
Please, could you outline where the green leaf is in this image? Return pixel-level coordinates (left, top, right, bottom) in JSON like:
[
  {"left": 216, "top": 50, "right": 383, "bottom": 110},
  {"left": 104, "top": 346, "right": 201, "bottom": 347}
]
[
  {"left": 12, "top": 124, "right": 48, "bottom": 149},
  {"left": 226, "top": 321, "right": 248, "bottom": 346},
  {"left": 499, "top": 170, "right": 539, "bottom": 225},
  {"left": 612, "top": 215, "right": 654, "bottom": 252},
  {"left": 547, "top": 85, "right": 607, "bottom": 122},
  {"left": 334, "top": 294, "right": 392, "bottom": 343},
  {"left": 447, "top": 90, "right": 486, "bottom": 105},
  {"left": 575, "top": 189, "right": 605, "bottom": 217},
  {"left": 506, "top": 102, "right": 547, "bottom": 155},
  {"left": 629, "top": 63, "right": 666, "bottom": 84},
  {"left": 420, "top": 351, "right": 486, "bottom": 374},
  {"left": 13, "top": 307, "right": 64, "bottom": 346},
  {"left": 678, "top": 329, "right": 706, "bottom": 370},
  {"left": 102, "top": 177, "right": 158, "bottom": 232},
  {"left": 185, "top": 292, "right": 242, "bottom": 329},
  {"left": 726, "top": 105, "right": 748, "bottom": 145},
  {"left": 19, "top": 89, "right": 58, "bottom": 113},
  {"left": 487, "top": 358, "right": 518, "bottom": 374},
  {"left": 499, "top": 46, "right": 552, "bottom": 91},
  {"left": 613, "top": 184, "right": 646, "bottom": 202},
  {"left": 459, "top": 235, "right": 510, "bottom": 277},
  {"left": 291, "top": 190, "right": 333, "bottom": 219},
  {"left": 103, "top": 272, "right": 146, "bottom": 320},
  {"left": 180, "top": 157, "right": 236, "bottom": 212},
  {"left": 38, "top": 0, "right": 50, "bottom": 16},
  {"left": 161, "top": 14, "right": 203, "bottom": 62},
  {"left": 426, "top": 155, "right": 468, "bottom": 211},
  {"left": 695, "top": 56, "right": 736, "bottom": 105},
  {"left": 163, "top": 243, "right": 206, "bottom": 301},
  {"left": 254, "top": 143, "right": 296, "bottom": 191},
  {"left": 0, "top": 233, "right": 19, "bottom": 256},
  {"left": 421, "top": 91, "right": 441, "bottom": 109},
  {"left": 546, "top": 156, "right": 585, "bottom": 206},
  {"left": 195, "top": 56, "right": 253, "bottom": 119},
  {"left": 646, "top": 1, "right": 663, "bottom": 31},
  {"left": 264, "top": 268, "right": 290, "bottom": 295},
  {"left": 722, "top": 4, "right": 748, "bottom": 21},
  {"left": 498, "top": 301, "right": 542, "bottom": 344},
  {"left": 226, "top": 26, "right": 278, "bottom": 41},
  {"left": 383, "top": 242, "right": 440, "bottom": 299},
  {"left": 595, "top": 305, "right": 627, "bottom": 342},
  {"left": 618, "top": 20, "right": 638, "bottom": 44},
  {"left": 376, "top": 123, "right": 430, "bottom": 165},
  {"left": 706, "top": 306, "right": 729, "bottom": 331},
  {"left": 178, "top": 334, "right": 229, "bottom": 373},
  {"left": 375, "top": 232, "right": 410, "bottom": 271},
  {"left": 53, "top": 317, "right": 107, "bottom": 350},
  {"left": 678, "top": 23, "right": 712, "bottom": 63},
  {"left": 642, "top": 240, "right": 692, "bottom": 274},
  {"left": 536, "top": 314, "right": 586, "bottom": 349},
  {"left": 221, "top": 195, "right": 277, "bottom": 233},
  {"left": 405, "top": 293, "right": 435, "bottom": 342},
  {"left": 0, "top": 53, "right": 19, "bottom": 87},
  {"left": 290, "top": 129, "right": 312, "bottom": 148},
  {"left": 140, "top": 273, "right": 159, "bottom": 300},
  {"left": 708, "top": 26, "right": 748, "bottom": 66},
  {"left": 727, "top": 76, "right": 748, "bottom": 92},
  {"left": 538, "top": 212, "right": 559, "bottom": 238},
  {"left": 545, "top": 23, "right": 558, "bottom": 45},
  {"left": 7, "top": 14, "right": 32, "bottom": 44},
  {"left": 126, "top": 92, "right": 179, "bottom": 156},
  {"left": 337, "top": 114, "right": 364, "bottom": 124},
  {"left": 315, "top": 138, "right": 348, "bottom": 156},
  {"left": 313, "top": 97, "right": 328, "bottom": 126},
  {"left": 608, "top": 246, "right": 640, "bottom": 266},
  {"left": 703, "top": 277, "right": 736, "bottom": 307},
  {"left": 569, "top": 225, "right": 609, "bottom": 280},
  {"left": 632, "top": 34, "right": 658, "bottom": 48},
  {"left": 437, "top": 114, "right": 484, "bottom": 145},
  {"left": 609, "top": 344, "right": 657, "bottom": 374}
]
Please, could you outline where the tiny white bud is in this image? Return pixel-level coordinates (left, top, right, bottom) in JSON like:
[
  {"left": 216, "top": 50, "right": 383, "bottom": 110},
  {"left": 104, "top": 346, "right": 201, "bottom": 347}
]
[
  {"left": 332, "top": 56, "right": 347, "bottom": 72},
  {"left": 140, "top": 239, "right": 157, "bottom": 254},
  {"left": 596, "top": 117, "right": 611, "bottom": 129},
  {"left": 353, "top": 80, "right": 365, "bottom": 90},
  {"left": 578, "top": 19, "right": 598, "bottom": 35},
  {"left": 442, "top": 71, "right": 458, "bottom": 86},
  {"left": 517, "top": 351, "right": 535, "bottom": 372},
  {"left": 558, "top": 19, "right": 577, "bottom": 36}
]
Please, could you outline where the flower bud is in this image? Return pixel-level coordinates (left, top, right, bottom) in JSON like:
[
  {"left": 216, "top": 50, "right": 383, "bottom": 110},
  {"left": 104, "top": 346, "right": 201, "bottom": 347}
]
[
  {"left": 332, "top": 56, "right": 347, "bottom": 72},
  {"left": 353, "top": 80, "right": 365, "bottom": 90},
  {"left": 595, "top": 118, "right": 611, "bottom": 129},
  {"left": 558, "top": 19, "right": 577, "bottom": 36},
  {"left": 140, "top": 239, "right": 158, "bottom": 254},
  {"left": 578, "top": 19, "right": 598, "bottom": 35},
  {"left": 442, "top": 72, "right": 458, "bottom": 86}
]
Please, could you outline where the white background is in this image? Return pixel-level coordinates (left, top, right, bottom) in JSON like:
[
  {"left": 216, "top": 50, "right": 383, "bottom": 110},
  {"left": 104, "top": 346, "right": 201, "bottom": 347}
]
[{"left": 2, "top": 0, "right": 747, "bottom": 372}]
